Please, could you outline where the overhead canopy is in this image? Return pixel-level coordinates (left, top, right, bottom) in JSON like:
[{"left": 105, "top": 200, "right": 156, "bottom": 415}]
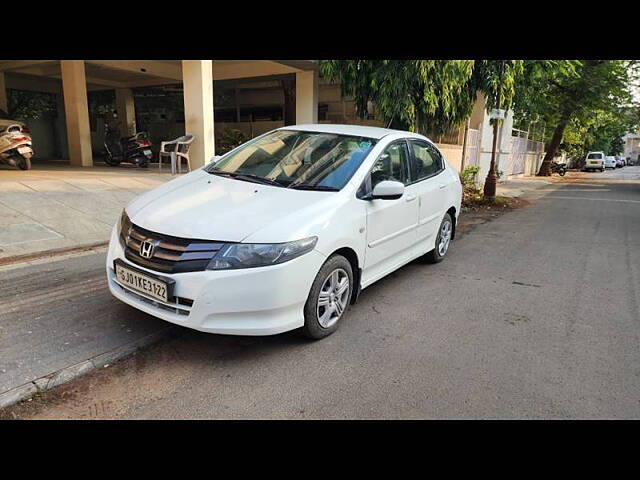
[{"left": 0, "top": 60, "right": 318, "bottom": 90}]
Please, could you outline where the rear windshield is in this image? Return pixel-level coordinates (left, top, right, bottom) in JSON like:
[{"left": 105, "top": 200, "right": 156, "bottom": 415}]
[{"left": 587, "top": 153, "right": 603, "bottom": 159}]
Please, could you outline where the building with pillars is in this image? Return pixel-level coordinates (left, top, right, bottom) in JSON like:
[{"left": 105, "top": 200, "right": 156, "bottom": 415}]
[
  {"left": 0, "top": 60, "right": 319, "bottom": 169},
  {"left": 0, "top": 60, "right": 545, "bottom": 180}
]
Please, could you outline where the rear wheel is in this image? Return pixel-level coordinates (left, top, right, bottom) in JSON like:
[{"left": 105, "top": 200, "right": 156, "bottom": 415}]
[
  {"left": 424, "top": 213, "right": 453, "bottom": 264},
  {"left": 17, "top": 155, "right": 31, "bottom": 170},
  {"left": 134, "top": 155, "right": 148, "bottom": 168},
  {"left": 302, "top": 255, "right": 353, "bottom": 340}
]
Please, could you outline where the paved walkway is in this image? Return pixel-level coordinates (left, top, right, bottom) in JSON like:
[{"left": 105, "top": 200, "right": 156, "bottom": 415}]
[{"left": 0, "top": 163, "right": 174, "bottom": 261}]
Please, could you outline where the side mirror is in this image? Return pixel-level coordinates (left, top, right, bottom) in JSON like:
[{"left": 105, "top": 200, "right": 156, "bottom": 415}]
[
  {"left": 209, "top": 155, "right": 221, "bottom": 164},
  {"left": 370, "top": 180, "right": 404, "bottom": 200}
]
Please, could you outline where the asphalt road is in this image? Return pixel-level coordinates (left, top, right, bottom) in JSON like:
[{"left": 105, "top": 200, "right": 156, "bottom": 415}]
[{"left": 3, "top": 167, "right": 640, "bottom": 419}]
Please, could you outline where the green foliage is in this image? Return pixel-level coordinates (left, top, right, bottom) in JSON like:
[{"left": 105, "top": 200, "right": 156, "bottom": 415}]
[
  {"left": 320, "top": 60, "right": 476, "bottom": 135},
  {"left": 512, "top": 60, "right": 640, "bottom": 166},
  {"left": 88, "top": 90, "right": 115, "bottom": 116},
  {"left": 460, "top": 165, "right": 480, "bottom": 185},
  {"left": 217, "top": 128, "right": 248, "bottom": 154},
  {"left": 319, "top": 60, "right": 527, "bottom": 137},
  {"left": 7, "top": 89, "right": 57, "bottom": 120},
  {"left": 470, "top": 60, "right": 525, "bottom": 113},
  {"left": 460, "top": 166, "right": 482, "bottom": 206}
]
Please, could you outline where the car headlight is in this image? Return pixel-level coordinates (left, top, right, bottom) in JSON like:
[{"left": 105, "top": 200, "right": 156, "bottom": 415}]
[
  {"left": 117, "top": 210, "right": 131, "bottom": 246},
  {"left": 206, "top": 237, "right": 318, "bottom": 270}
]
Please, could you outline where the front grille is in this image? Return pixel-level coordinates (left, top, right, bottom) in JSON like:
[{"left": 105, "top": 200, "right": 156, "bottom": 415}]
[{"left": 122, "top": 222, "right": 225, "bottom": 273}]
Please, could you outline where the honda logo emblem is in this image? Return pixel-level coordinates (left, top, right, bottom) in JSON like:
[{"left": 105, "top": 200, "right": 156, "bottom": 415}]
[{"left": 139, "top": 240, "right": 156, "bottom": 259}]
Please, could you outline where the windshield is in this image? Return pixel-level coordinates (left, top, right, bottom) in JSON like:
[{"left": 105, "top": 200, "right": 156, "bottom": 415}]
[
  {"left": 206, "top": 129, "right": 377, "bottom": 190},
  {"left": 587, "top": 153, "right": 603, "bottom": 159}
]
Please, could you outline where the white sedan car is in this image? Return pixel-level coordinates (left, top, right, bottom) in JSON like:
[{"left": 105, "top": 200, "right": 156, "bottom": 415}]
[{"left": 106, "top": 124, "right": 462, "bottom": 339}]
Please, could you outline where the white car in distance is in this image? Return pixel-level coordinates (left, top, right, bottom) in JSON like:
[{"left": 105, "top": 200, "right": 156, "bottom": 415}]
[
  {"left": 106, "top": 124, "right": 462, "bottom": 339},
  {"left": 584, "top": 151, "right": 606, "bottom": 172}
]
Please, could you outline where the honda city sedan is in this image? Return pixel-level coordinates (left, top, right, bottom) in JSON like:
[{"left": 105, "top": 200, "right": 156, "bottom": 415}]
[{"left": 107, "top": 124, "right": 462, "bottom": 339}]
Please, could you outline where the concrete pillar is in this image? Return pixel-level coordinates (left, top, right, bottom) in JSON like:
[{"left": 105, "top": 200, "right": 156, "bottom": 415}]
[
  {"left": 115, "top": 88, "right": 136, "bottom": 137},
  {"left": 0, "top": 72, "right": 7, "bottom": 112},
  {"left": 295, "top": 70, "right": 318, "bottom": 124},
  {"left": 54, "top": 91, "right": 68, "bottom": 158},
  {"left": 60, "top": 60, "right": 93, "bottom": 167},
  {"left": 182, "top": 60, "right": 214, "bottom": 168}
]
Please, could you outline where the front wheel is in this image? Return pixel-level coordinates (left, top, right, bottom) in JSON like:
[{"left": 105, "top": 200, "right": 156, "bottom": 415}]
[
  {"left": 559, "top": 170, "right": 566, "bottom": 176},
  {"left": 104, "top": 153, "right": 121, "bottom": 167},
  {"left": 302, "top": 255, "right": 353, "bottom": 340},
  {"left": 424, "top": 213, "right": 453, "bottom": 264},
  {"left": 17, "top": 155, "right": 31, "bottom": 170}
]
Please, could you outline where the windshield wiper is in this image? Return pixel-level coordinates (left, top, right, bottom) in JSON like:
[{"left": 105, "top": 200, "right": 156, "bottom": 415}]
[
  {"left": 209, "top": 170, "right": 284, "bottom": 187},
  {"left": 288, "top": 184, "right": 340, "bottom": 191}
]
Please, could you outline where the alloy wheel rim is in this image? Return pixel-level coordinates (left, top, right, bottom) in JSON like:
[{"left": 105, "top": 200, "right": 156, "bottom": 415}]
[
  {"left": 438, "top": 219, "right": 452, "bottom": 256},
  {"left": 317, "top": 268, "right": 350, "bottom": 328}
]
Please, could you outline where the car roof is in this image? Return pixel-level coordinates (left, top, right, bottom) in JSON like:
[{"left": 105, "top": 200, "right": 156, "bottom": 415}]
[{"left": 278, "top": 123, "right": 424, "bottom": 140}]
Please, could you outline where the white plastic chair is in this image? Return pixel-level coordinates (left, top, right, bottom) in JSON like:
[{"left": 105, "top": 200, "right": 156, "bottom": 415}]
[{"left": 159, "top": 135, "right": 195, "bottom": 174}]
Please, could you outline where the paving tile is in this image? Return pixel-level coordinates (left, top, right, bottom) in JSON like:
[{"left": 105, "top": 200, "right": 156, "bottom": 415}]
[
  {"left": 62, "top": 178, "right": 123, "bottom": 192},
  {"left": 0, "top": 182, "right": 33, "bottom": 193},
  {"left": 19, "top": 180, "right": 84, "bottom": 193},
  {"left": 0, "top": 223, "right": 63, "bottom": 246},
  {"left": 0, "top": 209, "right": 31, "bottom": 226}
]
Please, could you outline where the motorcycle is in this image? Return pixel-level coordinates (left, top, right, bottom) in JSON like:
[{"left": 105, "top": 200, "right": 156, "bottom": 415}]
[
  {"left": 0, "top": 124, "right": 34, "bottom": 170},
  {"left": 550, "top": 161, "right": 566, "bottom": 176},
  {"left": 103, "top": 121, "right": 153, "bottom": 168}
]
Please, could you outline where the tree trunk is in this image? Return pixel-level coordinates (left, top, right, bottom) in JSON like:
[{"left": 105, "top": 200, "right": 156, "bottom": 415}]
[
  {"left": 537, "top": 114, "right": 571, "bottom": 176},
  {"left": 281, "top": 78, "right": 296, "bottom": 126}
]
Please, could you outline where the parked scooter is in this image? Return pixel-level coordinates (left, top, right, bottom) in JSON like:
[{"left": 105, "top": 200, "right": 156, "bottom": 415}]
[
  {"left": 550, "top": 161, "right": 567, "bottom": 176},
  {"left": 0, "top": 124, "right": 33, "bottom": 170},
  {"left": 103, "top": 121, "right": 153, "bottom": 168}
]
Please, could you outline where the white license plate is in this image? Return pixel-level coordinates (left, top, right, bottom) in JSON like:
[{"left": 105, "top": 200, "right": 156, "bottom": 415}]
[
  {"left": 143, "top": 149, "right": 152, "bottom": 156},
  {"left": 115, "top": 262, "right": 169, "bottom": 302},
  {"left": 17, "top": 146, "right": 32, "bottom": 154}
]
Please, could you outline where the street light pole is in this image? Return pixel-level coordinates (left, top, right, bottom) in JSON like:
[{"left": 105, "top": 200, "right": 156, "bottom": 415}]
[{"left": 483, "top": 60, "right": 505, "bottom": 201}]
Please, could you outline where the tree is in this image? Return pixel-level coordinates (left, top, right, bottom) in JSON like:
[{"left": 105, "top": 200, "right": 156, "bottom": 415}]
[
  {"left": 319, "top": 60, "right": 475, "bottom": 135},
  {"left": 471, "top": 60, "right": 524, "bottom": 199},
  {"left": 512, "top": 60, "right": 638, "bottom": 175},
  {"left": 320, "top": 60, "right": 524, "bottom": 201}
]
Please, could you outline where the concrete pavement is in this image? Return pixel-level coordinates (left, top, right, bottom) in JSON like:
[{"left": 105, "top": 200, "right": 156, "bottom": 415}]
[
  {"left": 0, "top": 162, "right": 173, "bottom": 261},
  {"left": 1, "top": 167, "right": 639, "bottom": 418}
]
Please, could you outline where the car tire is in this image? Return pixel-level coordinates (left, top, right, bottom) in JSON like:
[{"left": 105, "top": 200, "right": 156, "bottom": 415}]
[
  {"left": 302, "top": 254, "right": 353, "bottom": 340},
  {"left": 424, "top": 213, "right": 453, "bottom": 264}
]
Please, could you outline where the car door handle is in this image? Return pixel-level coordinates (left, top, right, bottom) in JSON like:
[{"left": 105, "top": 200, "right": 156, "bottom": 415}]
[
  {"left": 405, "top": 194, "right": 417, "bottom": 202},
  {"left": 438, "top": 184, "right": 446, "bottom": 189}
]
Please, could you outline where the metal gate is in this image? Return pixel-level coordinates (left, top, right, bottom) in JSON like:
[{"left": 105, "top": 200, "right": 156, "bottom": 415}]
[
  {"left": 465, "top": 128, "right": 480, "bottom": 167},
  {"left": 506, "top": 136, "right": 528, "bottom": 176}
]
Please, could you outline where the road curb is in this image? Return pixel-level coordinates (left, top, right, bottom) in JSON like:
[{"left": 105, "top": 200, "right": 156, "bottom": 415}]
[
  {"left": 0, "top": 326, "right": 178, "bottom": 410},
  {"left": 0, "top": 241, "right": 109, "bottom": 267}
]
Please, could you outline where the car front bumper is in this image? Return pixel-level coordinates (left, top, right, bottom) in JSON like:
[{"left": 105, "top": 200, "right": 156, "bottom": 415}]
[{"left": 106, "top": 226, "right": 326, "bottom": 335}]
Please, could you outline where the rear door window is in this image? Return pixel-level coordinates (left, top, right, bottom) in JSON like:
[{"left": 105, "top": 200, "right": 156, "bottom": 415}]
[{"left": 408, "top": 140, "right": 444, "bottom": 182}]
